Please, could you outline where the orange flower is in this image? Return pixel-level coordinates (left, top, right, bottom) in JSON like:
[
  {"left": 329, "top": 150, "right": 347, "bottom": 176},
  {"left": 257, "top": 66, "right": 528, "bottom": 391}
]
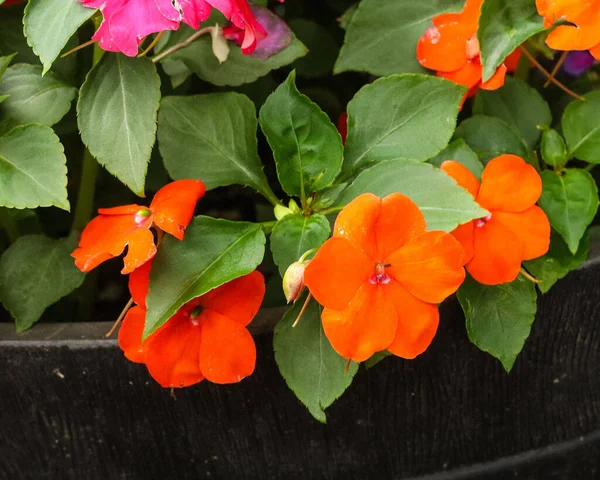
[
  {"left": 303, "top": 193, "right": 466, "bottom": 362},
  {"left": 441, "top": 155, "right": 550, "bottom": 285},
  {"left": 119, "top": 266, "right": 265, "bottom": 387},
  {"left": 72, "top": 180, "right": 205, "bottom": 274},
  {"left": 536, "top": 0, "right": 600, "bottom": 59},
  {"left": 417, "top": 0, "right": 509, "bottom": 100}
]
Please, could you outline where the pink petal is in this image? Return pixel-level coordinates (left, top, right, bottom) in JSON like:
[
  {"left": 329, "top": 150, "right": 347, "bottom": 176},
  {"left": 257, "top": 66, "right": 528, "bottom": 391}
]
[{"left": 178, "top": 0, "right": 212, "bottom": 29}]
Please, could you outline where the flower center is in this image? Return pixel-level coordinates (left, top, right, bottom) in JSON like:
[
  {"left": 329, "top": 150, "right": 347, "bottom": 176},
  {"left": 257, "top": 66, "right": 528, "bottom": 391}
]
[
  {"left": 134, "top": 208, "right": 152, "bottom": 226},
  {"left": 369, "top": 263, "right": 391, "bottom": 285},
  {"left": 466, "top": 34, "right": 480, "bottom": 61},
  {"left": 475, "top": 213, "right": 492, "bottom": 228},
  {"left": 189, "top": 305, "right": 204, "bottom": 326}
]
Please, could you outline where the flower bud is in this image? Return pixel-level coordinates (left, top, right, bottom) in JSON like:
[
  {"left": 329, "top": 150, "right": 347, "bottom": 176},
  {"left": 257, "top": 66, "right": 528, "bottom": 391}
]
[
  {"left": 274, "top": 204, "right": 293, "bottom": 220},
  {"left": 541, "top": 129, "right": 568, "bottom": 168},
  {"left": 282, "top": 261, "right": 308, "bottom": 303}
]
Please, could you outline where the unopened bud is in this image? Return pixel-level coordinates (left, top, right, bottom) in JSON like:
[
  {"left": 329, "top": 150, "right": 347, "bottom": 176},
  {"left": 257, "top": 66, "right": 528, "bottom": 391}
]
[
  {"left": 283, "top": 261, "right": 308, "bottom": 303},
  {"left": 288, "top": 199, "right": 301, "bottom": 213},
  {"left": 274, "top": 204, "right": 293, "bottom": 220}
]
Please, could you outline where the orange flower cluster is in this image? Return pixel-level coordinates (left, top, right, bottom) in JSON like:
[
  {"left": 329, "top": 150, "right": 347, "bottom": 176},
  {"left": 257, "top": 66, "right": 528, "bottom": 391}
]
[{"left": 537, "top": 0, "right": 600, "bottom": 59}]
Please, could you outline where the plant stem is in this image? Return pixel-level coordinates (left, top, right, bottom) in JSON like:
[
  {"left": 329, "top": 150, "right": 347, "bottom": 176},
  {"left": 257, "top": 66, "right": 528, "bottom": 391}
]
[
  {"left": 544, "top": 50, "right": 568, "bottom": 88},
  {"left": 260, "top": 220, "right": 277, "bottom": 234},
  {"left": 585, "top": 164, "right": 596, "bottom": 172},
  {"left": 71, "top": 148, "right": 99, "bottom": 234},
  {"left": 138, "top": 31, "right": 164, "bottom": 58},
  {"left": 317, "top": 205, "right": 343, "bottom": 215},
  {"left": 0, "top": 208, "right": 19, "bottom": 243},
  {"left": 520, "top": 267, "right": 541, "bottom": 284},
  {"left": 152, "top": 26, "right": 213, "bottom": 63}
]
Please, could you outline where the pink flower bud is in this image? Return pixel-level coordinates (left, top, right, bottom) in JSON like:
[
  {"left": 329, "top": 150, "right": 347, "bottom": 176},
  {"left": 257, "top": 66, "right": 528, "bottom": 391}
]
[{"left": 282, "top": 261, "right": 308, "bottom": 303}]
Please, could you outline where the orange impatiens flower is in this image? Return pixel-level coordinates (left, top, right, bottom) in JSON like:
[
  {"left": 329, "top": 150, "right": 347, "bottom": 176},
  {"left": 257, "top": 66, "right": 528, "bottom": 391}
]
[
  {"left": 536, "top": 0, "right": 600, "bottom": 60},
  {"left": 442, "top": 155, "right": 551, "bottom": 285},
  {"left": 119, "top": 265, "right": 265, "bottom": 387},
  {"left": 72, "top": 180, "right": 206, "bottom": 274},
  {"left": 303, "top": 193, "right": 466, "bottom": 362},
  {"left": 417, "top": 0, "right": 509, "bottom": 100}
]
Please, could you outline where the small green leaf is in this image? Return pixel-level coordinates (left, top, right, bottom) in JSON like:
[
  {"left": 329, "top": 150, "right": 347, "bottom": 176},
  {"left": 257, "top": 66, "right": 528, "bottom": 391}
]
[
  {"left": 24, "top": 0, "right": 95, "bottom": 74},
  {"left": 364, "top": 350, "right": 391, "bottom": 369},
  {"left": 78, "top": 53, "right": 161, "bottom": 196},
  {"left": 538, "top": 169, "right": 598, "bottom": 254},
  {"left": 457, "top": 274, "right": 537, "bottom": 372},
  {"left": 562, "top": 91, "right": 600, "bottom": 163},
  {"left": 342, "top": 74, "right": 465, "bottom": 179},
  {"left": 337, "top": 159, "right": 488, "bottom": 232},
  {"left": 145, "top": 217, "right": 266, "bottom": 338},
  {"left": 524, "top": 230, "right": 589, "bottom": 294},
  {"left": 477, "top": 0, "right": 545, "bottom": 82},
  {"left": 274, "top": 295, "right": 358, "bottom": 423},
  {"left": 158, "top": 93, "right": 275, "bottom": 201},
  {"left": 259, "top": 71, "right": 343, "bottom": 199},
  {"left": 427, "top": 139, "right": 484, "bottom": 179},
  {"left": 473, "top": 77, "right": 552, "bottom": 148},
  {"left": 270, "top": 214, "right": 331, "bottom": 276},
  {"left": 334, "top": 0, "right": 463, "bottom": 75},
  {"left": 0, "top": 53, "right": 16, "bottom": 81},
  {"left": 540, "top": 129, "right": 568, "bottom": 168},
  {"left": 455, "top": 115, "right": 530, "bottom": 164},
  {"left": 0, "top": 125, "right": 69, "bottom": 210},
  {"left": 0, "top": 64, "right": 76, "bottom": 134},
  {"left": 0, "top": 234, "right": 85, "bottom": 332}
]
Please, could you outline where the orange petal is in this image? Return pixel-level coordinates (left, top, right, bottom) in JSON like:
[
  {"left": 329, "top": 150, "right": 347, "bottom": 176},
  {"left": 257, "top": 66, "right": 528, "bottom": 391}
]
[
  {"left": 150, "top": 180, "right": 206, "bottom": 240},
  {"left": 144, "top": 313, "right": 204, "bottom": 388},
  {"left": 118, "top": 306, "right": 147, "bottom": 364},
  {"left": 200, "top": 271, "right": 265, "bottom": 327},
  {"left": 493, "top": 207, "right": 550, "bottom": 260},
  {"left": 385, "top": 281, "right": 439, "bottom": 359},
  {"left": 480, "top": 63, "right": 507, "bottom": 90},
  {"left": 198, "top": 311, "right": 256, "bottom": 384},
  {"left": 417, "top": 21, "right": 471, "bottom": 72},
  {"left": 334, "top": 193, "right": 380, "bottom": 259},
  {"left": 590, "top": 43, "right": 600, "bottom": 60},
  {"left": 478, "top": 154, "right": 542, "bottom": 213},
  {"left": 467, "top": 217, "right": 523, "bottom": 285},
  {"left": 504, "top": 49, "right": 522, "bottom": 72},
  {"left": 461, "top": 0, "right": 484, "bottom": 24},
  {"left": 97, "top": 204, "right": 144, "bottom": 215},
  {"left": 546, "top": 5, "right": 600, "bottom": 51},
  {"left": 321, "top": 282, "right": 398, "bottom": 362},
  {"left": 386, "top": 231, "right": 466, "bottom": 304},
  {"left": 438, "top": 61, "right": 482, "bottom": 89},
  {"left": 128, "top": 259, "right": 153, "bottom": 307},
  {"left": 72, "top": 214, "right": 156, "bottom": 274},
  {"left": 441, "top": 160, "right": 481, "bottom": 197},
  {"left": 304, "top": 237, "right": 372, "bottom": 311},
  {"left": 451, "top": 221, "right": 476, "bottom": 263}
]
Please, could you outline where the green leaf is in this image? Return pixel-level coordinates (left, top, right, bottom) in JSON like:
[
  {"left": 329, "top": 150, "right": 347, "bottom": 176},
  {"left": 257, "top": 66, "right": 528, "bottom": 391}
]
[
  {"left": 538, "top": 169, "right": 598, "bottom": 254},
  {"left": 145, "top": 216, "right": 266, "bottom": 338},
  {"left": 455, "top": 115, "right": 530, "bottom": 164},
  {"left": 274, "top": 295, "right": 358, "bottom": 423},
  {"left": 334, "top": 0, "right": 463, "bottom": 76},
  {"left": 0, "top": 53, "right": 16, "bottom": 81},
  {"left": 165, "top": 25, "right": 307, "bottom": 87},
  {"left": 477, "top": 0, "right": 545, "bottom": 82},
  {"left": 540, "top": 128, "right": 568, "bottom": 168},
  {"left": 289, "top": 19, "right": 339, "bottom": 79},
  {"left": 158, "top": 93, "right": 275, "bottom": 201},
  {"left": 0, "top": 64, "right": 76, "bottom": 134},
  {"left": 337, "top": 159, "right": 488, "bottom": 232},
  {"left": 77, "top": 54, "right": 160, "bottom": 196},
  {"left": 427, "top": 139, "right": 484, "bottom": 179},
  {"left": 524, "top": 230, "right": 589, "bottom": 294},
  {"left": 457, "top": 274, "right": 537, "bottom": 372},
  {"left": 0, "top": 234, "right": 84, "bottom": 331},
  {"left": 342, "top": 74, "right": 465, "bottom": 179},
  {"left": 259, "top": 71, "right": 343, "bottom": 199},
  {"left": 0, "top": 125, "right": 69, "bottom": 210},
  {"left": 339, "top": 3, "right": 359, "bottom": 30},
  {"left": 473, "top": 77, "right": 552, "bottom": 148},
  {"left": 270, "top": 214, "right": 331, "bottom": 276},
  {"left": 24, "top": 0, "right": 95, "bottom": 74},
  {"left": 562, "top": 91, "right": 600, "bottom": 163},
  {"left": 364, "top": 350, "right": 391, "bottom": 369}
]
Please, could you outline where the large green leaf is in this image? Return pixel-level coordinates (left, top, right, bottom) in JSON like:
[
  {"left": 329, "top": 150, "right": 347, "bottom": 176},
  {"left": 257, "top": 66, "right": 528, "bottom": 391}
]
[
  {"left": 562, "top": 91, "right": 600, "bottom": 163},
  {"left": 259, "top": 71, "right": 343, "bottom": 199},
  {"left": 0, "top": 125, "right": 69, "bottom": 210},
  {"left": 342, "top": 74, "right": 465, "bottom": 179},
  {"left": 334, "top": 0, "right": 463, "bottom": 76},
  {"left": 158, "top": 93, "right": 276, "bottom": 201},
  {"left": 524, "top": 230, "right": 589, "bottom": 294},
  {"left": 274, "top": 295, "right": 359, "bottom": 423},
  {"left": 457, "top": 274, "right": 537, "bottom": 372},
  {"left": 145, "top": 216, "right": 266, "bottom": 338},
  {"left": 337, "top": 159, "right": 488, "bottom": 232},
  {"left": 477, "top": 0, "right": 545, "bottom": 82},
  {"left": 270, "top": 214, "right": 331, "bottom": 276},
  {"left": 78, "top": 54, "right": 160, "bottom": 196},
  {"left": 0, "top": 234, "right": 84, "bottom": 331},
  {"left": 538, "top": 169, "right": 598, "bottom": 254},
  {"left": 473, "top": 77, "right": 552, "bottom": 148},
  {"left": 24, "top": 0, "right": 95, "bottom": 74},
  {"left": 455, "top": 115, "right": 530, "bottom": 163},
  {"left": 427, "top": 139, "right": 484, "bottom": 179},
  {"left": 0, "top": 64, "right": 76, "bottom": 134}
]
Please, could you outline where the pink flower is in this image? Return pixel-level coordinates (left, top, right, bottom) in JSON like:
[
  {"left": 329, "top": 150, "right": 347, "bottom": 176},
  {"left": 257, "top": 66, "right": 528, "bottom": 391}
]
[{"left": 79, "top": 0, "right": 266, "bottom": 57}]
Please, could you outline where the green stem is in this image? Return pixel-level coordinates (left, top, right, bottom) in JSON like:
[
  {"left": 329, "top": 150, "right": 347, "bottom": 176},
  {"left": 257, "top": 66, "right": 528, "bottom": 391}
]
[
  {"left": 317, "top": 205, "right": 343, "bottom": 216},
  {"left": 514, "top": 49, "right": 531, "bottom": 83},
  {"left": 0, "top": 208, "right": 20, "bottom": 243},
  {"left": 71, "top": 148, "right": 99, "bottom": 234},
  {"left": 584, "top": 164, "right": 595, "bottom": 172},
  {"left": 260, "top": 220, "right": 277, "bottom": 234},
  {"left": 260, "top": 186, "right": 282, "bottom": 207}
]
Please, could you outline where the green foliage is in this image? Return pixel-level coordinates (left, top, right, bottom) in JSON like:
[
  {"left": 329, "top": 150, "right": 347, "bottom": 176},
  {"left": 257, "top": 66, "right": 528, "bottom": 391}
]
[
  {"left": 540, "top": 129, "right": 568, "bottom": 168},
  {"left": 274, "top": 295, "right": 359, "bottom": 422},
  {"left": 145, "top": 217, "right": 266, "bottom": 338},
  {"left": 428, "top": 139, "right": 484, "bottom": 178},
  {"left": 259, "top": 71, "right": 343, "bottom": 199},
  {"left": 289, "top": 19, "right": 339, "bottom": 78},
  {"left": 457, "top": 274, "right": 537, "bottom": 372},
  {"left": 562, "top": 91, "right": 600, "bottom": 163}
]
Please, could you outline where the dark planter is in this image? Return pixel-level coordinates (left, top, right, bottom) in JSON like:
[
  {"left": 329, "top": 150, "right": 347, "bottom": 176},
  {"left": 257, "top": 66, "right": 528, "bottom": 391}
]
[{"left": 1, "top": 260, "right": 600, "bottom": 479}]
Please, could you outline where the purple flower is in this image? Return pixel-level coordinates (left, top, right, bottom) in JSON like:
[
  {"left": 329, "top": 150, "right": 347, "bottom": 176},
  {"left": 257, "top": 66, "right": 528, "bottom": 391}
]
[{"left": 563, "top": 51, "right": 596, "bottom": 76}]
